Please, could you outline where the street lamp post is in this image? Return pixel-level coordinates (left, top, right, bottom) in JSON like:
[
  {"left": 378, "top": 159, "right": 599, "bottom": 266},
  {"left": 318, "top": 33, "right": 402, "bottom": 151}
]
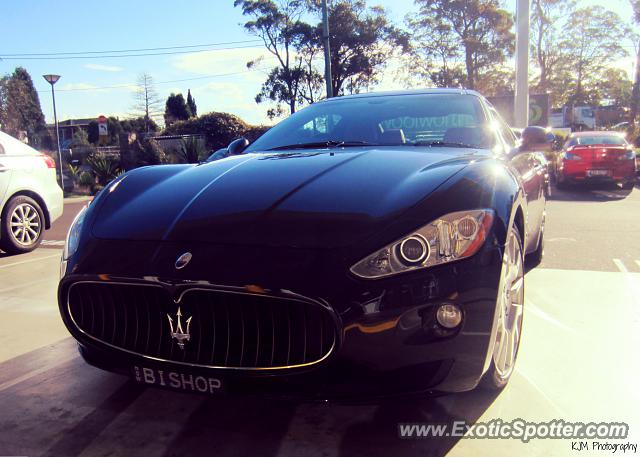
[
  {"left": 42, "top": 74, "right": 64, "bottom": 191},
  {"left": 514, "top": 0, "right": 530, "bottom": 128}
]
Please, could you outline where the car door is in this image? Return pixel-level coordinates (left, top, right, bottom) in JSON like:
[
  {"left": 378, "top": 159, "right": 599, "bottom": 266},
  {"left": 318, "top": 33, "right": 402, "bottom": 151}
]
[
  {"left": 0, "top": 136, "right": 13, "bottom": 205},
  {"left": 488, "top": 107, "right": 544, "bottom": 253}
]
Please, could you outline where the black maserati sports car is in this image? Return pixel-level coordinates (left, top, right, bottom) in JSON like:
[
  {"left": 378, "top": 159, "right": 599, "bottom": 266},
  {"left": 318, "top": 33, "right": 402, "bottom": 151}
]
[{"left": 58, "top": 89, "right": 548, "bottom": 399}]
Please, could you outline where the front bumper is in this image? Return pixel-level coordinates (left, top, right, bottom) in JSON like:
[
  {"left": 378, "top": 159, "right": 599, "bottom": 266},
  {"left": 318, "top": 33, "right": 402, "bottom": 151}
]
[
  {"left": 44, "top": 182, "right": 64, "bottom": 226},
  {"left": 58, "top": 238, "right": 503, "bottom": 400}
]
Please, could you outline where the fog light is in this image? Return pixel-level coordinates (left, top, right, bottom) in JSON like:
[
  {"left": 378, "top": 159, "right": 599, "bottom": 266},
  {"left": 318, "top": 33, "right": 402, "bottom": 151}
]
[{"left": 436, "top": 304, "right": 462, "bottom": 329}]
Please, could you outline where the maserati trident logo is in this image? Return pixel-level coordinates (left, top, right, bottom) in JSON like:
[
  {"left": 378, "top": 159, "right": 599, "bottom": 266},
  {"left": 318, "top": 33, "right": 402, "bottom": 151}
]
[
  {"left": 167, "top": 307, "right": 192, "bottom": 349},
  {"left": 175, "top": 252, "right": 192, "bottom": 270}
]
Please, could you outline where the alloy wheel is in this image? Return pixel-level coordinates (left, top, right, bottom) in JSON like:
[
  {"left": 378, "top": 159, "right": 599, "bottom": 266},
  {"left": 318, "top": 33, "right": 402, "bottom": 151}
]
[
  {"left": 10, "top": 203, "right": 42, "bottom": 246},
  {"left": 492, "top": 227, "right": 524, "bottom": 379}
]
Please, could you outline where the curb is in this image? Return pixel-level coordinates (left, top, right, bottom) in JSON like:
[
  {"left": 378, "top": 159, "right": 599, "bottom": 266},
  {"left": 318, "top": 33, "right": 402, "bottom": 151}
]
[{"left": 63, "top": 196, "right": 93, "bottom": 203}]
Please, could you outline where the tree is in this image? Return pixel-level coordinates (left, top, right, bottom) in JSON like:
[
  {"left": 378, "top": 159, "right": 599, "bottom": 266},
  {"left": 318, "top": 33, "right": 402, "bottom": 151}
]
[
  {"left": 0, "top": 67, "right": 48, "bottom": 146},
  {"left": 598, "top": 68, "right": 633, "bottom": 108},
  {"left": 132, "top": 73, "right": 162, "bottom": 134},
  {"left": 0, "top": 77, "right": 7, "bottom": 132},
  {"left": 406, "top": 13, "right": 466, "bottom": 88},
  {"left": 315, "top": 1, "right": 408, "bottom": 96},
  {"left": 530, "top": 0, "right": 575, "bottom": 96},
  {"left": 475, "top": 67, "right": 514, "bottom": 97},
  {"left": 629, "top": 0, "right": 640, "bottom": 126},
  {"left": 164, "top": 93, "right": 191, "bottom": 126},
  {"left": 120, "top": 116, "right": 159, "bottom": 137},
  {"left": 559, "top": 6, "right": 628, "bottom": 106},
  {"left": 410, "top": 0, "right": 514, "bottom": 90},
  {"left": 186, "top": 89, "right": 197, "bottom": 117},
  {"left": 235, "top": 0, "right": 319, "bottom": 117},
  {"left": 163, "top": 112, "right": 250, "bottom": 151}
]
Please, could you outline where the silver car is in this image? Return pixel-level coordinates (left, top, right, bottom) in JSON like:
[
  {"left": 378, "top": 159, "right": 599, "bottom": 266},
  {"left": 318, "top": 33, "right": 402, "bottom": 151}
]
[{"left": 0, "top": 131, "right": 63, "bottom": 254}]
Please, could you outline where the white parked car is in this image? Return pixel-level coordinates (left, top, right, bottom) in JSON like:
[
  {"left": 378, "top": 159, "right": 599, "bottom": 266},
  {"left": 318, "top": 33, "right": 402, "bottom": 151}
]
[{"left": 0, "top": 131, "right": 63, "bottom": 254}]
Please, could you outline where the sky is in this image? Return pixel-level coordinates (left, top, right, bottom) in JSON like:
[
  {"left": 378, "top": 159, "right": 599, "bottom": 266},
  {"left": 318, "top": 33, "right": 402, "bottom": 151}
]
[{"left": 0, "top": 0, "right": 636, "bottom": 127}]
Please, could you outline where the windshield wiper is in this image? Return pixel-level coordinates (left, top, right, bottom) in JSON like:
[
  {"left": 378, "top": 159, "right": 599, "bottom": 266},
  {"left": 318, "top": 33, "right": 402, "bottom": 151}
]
[
  {"left": 413, "top": 140, "right": 477, "bottom": 149},
  {"left": 267, "top": 140, "right": 373, "bottom": 151}
]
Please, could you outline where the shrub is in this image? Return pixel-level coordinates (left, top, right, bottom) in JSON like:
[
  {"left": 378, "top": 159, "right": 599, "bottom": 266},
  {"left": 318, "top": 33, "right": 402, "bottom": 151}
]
[
  {"left": 86, "top": 153, "right": 121, "bottom": 186},
  {"left": 78, "top": 171, "right": 95, "bottom": 188},
  {"left": 67, "top": 164, "right": 81, "bottom": 182},
  {"left": 163, "top": 112, "right": 250, "bottom": 151},
  {"left": 178, "top": 136, "right": 206, "bottom": 163},
  {"left": 244, "top": 125, "right": 271, "bottom": 142},
  {"left": 130, "top": 138, "right": 168, "bottom": 167}
]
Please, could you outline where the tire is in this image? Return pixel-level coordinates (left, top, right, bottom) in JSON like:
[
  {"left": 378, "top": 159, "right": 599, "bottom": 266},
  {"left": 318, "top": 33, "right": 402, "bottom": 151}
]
[
  {"left": 556, "top": 174, "right": 568, "bottom": 190},
  {"left": 481, "top": 225, "right": 524, "bottom": 390},
  {"left": 0, "top": 196, "right": 45, "bottom": 255},
  {"left": 526, "top": 213, "right": 545, "bottom": 269},
  {"left": 622, "top": 178, "right": 635, "bottom": 190}
]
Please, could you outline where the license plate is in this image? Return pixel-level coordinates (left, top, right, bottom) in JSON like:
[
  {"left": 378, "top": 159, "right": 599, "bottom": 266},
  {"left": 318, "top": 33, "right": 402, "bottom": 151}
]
[
  {"left": 587, "top": 169, "right": 610, "bottom": 177},
  {"left": 133, "top": 365, "right": 223, "bottom": 394}
]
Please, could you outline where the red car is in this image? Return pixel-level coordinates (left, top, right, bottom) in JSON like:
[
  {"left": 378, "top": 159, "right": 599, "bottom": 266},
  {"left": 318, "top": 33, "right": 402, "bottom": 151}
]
[{"left": 556, "top": 131, "right": 637, "bottom": 189}]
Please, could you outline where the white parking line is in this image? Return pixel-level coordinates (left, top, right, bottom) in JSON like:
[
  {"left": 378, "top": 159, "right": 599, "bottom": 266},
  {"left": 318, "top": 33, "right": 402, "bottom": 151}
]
[
  {"left": 515, "top": 368, "right": 569, "bottom": 417},
  {"left": 613, "top": 258, "right": 628, "bottom": 273},
  {"left": 0, "top": 253, "right": 60, "bottom": 269},
  {"left": 0, "top": 277, "right": 53, "bottom": 294},
  {"left": 526, "top": 300, "right": 576, "bottom": 334},
  {"left": 41, "top": 240, "right": 65, "bottom": 246},
  {"left": 0, "top": 355, "right": 76, "bottom": 393}
]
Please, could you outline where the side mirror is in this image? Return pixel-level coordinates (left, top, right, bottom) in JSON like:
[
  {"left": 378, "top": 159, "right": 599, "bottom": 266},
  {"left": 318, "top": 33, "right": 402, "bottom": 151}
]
[{"left": 227, "top": 137, "right": 250, "bottom": 156}]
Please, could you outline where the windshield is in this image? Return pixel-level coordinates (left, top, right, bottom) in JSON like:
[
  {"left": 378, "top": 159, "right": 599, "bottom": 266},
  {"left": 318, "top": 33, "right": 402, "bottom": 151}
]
[
  {"left": 567, "top": 135, "right": 627, "bottom": 146},
  {"left": 245, "top": 94, "right": 492, "bottom": 152}
]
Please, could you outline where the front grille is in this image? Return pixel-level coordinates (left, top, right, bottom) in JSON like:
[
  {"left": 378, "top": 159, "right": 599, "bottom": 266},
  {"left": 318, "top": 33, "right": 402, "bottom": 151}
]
[{"left": 67, "top": 282, "right": 337, "bottom": 369}]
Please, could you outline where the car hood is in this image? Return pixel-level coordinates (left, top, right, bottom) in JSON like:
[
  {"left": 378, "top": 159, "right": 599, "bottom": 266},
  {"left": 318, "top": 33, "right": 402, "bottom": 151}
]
[{"left": 91, "top": 147, "right": 479, "bottom": 248}]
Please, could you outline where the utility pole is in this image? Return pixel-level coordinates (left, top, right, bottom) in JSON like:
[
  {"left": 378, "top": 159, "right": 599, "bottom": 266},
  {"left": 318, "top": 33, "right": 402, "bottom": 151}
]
[
  {"left": 514, "top": 0, "right": 530, "bottom": 128},
  {"left": 321, "top": 0, "right": 333, "bottom": 99},
  {"left": 630, "top": 43, "right": 640, "bottom": 127}
]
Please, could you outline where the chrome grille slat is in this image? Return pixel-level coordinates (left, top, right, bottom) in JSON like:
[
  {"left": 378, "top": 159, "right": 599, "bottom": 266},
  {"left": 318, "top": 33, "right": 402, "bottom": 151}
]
[
  {"left": 143, "top": 294, "right": 151, "bottom": 356},
  {"left": 157, "top": 291, "right": 164, "bottom": 358},
  {"left": 67, "top": 282, "right": 336, "bottom": 370},
  {"left": 239, "top": 303, "right": 245, "bottom": 366},
  {"left": 132, "top": 292, "right": 139, "bottom": 351},
  {"left": 286, "top": 303, "right": 291, "bottom": 366},
  {"left": 99, "top": 290, "right": 106, "bottom": 340},
  {"left": 270, "top": 304, "right": 275, "bottom": 367},
  {"left": 109, "top": 287, "right": 117, "bottom": 347},
  {"left": 254, "top": 303, "right": 260, "bottom": 368},
  {"left": 224, "top": 300, "right": 230, "bottom": 366}
]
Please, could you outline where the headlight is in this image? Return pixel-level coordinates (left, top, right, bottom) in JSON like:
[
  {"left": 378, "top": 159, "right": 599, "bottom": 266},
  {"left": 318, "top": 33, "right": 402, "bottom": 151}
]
[
  {"left": 350, "top": 209, "right": 494, "bottom": 279},
  {"left": 63, "top": 205, "right": 88, "bottom": 261}
]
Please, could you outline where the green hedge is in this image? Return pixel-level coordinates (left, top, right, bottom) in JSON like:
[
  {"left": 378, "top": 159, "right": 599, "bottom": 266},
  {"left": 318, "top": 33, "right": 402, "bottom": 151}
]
[{"left": 163, "top": 112, "right": 270, "bottom": 151}]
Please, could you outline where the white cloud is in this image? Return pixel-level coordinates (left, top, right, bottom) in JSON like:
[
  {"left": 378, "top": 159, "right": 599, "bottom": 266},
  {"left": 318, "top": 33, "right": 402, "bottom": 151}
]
[
  {"left": 170, "top": 48, "right": 282, "bottom": 124},
  {"left": 84, "top": 63, "right": 124, "bottom": 72},
  {"left": 172, "top": 48, "right": 274, "bottom": 76},
  {"left": 193, "top": 80, "right": 270, "bottom": 124},
  {"left": 59, "top": 83, "right": 98, "bottom": 91}
]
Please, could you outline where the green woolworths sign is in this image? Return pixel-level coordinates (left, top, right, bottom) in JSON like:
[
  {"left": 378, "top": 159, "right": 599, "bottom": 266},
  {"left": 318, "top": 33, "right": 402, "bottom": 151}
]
[{"left": 487, "top": 94, "right": 550, "bottom": 127}]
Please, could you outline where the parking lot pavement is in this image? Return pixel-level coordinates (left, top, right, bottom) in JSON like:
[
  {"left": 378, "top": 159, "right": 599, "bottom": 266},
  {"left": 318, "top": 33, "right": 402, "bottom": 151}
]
[
  {"left": 0, "top": 250, "right": 68, "bottom": 363},
  {"left": 38, "top": 197, "right": 90, "bottom": 249},
  {"left": 542, "top": 182, "right": 640, "bottom": 272},
  {"left": 0, "top": 186, "right": 639, "bottom": 456},
  {"left": 0, "top": 266, "right": 638, "bottom": 456}
]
